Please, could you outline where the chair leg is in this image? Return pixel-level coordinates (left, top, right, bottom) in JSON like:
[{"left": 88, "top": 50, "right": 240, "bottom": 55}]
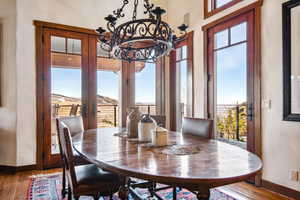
[
  {"left": 109, "top": 194, "right": 113, "bottom": 200},
  {"left": 173, "top": 187, "right": 177, "bottom": 200},
  {"left": 62, "top": 167, "right": 67, "bottom": 198},
  {"left": 93, "top": 194, "right": 99, "bottom": 200},
  {"left": 67, "top": 186, "right": 72, "bottom": 200}
]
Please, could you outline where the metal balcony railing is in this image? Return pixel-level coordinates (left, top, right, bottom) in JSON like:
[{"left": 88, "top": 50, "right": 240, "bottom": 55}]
[{"left": 52, "top": 104, "right": 156, "bottom": 128}]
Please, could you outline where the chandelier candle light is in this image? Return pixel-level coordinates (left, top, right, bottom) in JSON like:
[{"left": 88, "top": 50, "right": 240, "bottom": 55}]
[{"left": 96, "top": 0, "right": 188, "bottom": 63}]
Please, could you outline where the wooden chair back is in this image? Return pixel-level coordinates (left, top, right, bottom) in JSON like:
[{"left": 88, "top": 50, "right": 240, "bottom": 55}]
[
  {"left": 57, "top": 116, "right": 84, "bottom": 137},
  {"left": 151, "top": 115, "right": 166, "bottom": 128},
  {"left": 56, "top": 119, "right": 78, "bottom": 188},
  {"left": 182, "top": 117, "right": 213, "bottom": 139},
  {"left": 69, "top": 104, "right": 80, "bottom": 116}
]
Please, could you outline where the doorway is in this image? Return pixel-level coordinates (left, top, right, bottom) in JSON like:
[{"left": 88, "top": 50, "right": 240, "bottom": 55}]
[{"left": 207, "top": 11, "right": 256, "bottom": 152}]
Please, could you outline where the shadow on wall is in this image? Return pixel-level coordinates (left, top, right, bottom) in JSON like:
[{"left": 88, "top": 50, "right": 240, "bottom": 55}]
[
  {"left": 0, "top": 21, "right": 17, "bottom": 166},
  {"left": 0, "top": 22, "right": 2, "bottom": 107},
  {"left": 0, "top": 127, "right": 17, "bottom": 166}
]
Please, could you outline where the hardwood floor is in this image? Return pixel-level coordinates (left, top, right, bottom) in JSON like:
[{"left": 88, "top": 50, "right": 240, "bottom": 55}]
[{"left": 0, "top": 169, "right": 294, "bottom": 200}]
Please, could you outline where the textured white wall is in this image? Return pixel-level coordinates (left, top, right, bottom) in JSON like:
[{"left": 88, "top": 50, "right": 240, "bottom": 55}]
[
  {"left": 260, "top": 0, "right": 300, "bottom": 192},
  {"left": 0, "top": 0, "right": 17, "bottom": 166},
  {"left": 166, "top": 0, "right": 300, "bottom": 192}
]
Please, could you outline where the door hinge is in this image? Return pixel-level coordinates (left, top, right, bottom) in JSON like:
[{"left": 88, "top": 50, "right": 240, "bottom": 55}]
[
  {"left": 42, "top": 151, "right": 46, "bottom": 162},
  {"left": 207, "top": 74, "right": 211, "bottom": 82},
  {"left": 208, "top": 113, "right": 211, "bottom": 119},
  {"left": 41, "top": 73, "right": 46, "bottom": 81}
]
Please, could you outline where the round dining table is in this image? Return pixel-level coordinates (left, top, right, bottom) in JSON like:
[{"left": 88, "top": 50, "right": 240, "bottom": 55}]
[{"left": 73, "top": 127, "right": 262, "bottom": 200}]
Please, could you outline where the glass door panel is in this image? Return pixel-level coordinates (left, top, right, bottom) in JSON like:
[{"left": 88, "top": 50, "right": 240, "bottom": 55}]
[
  {"left": 213, "top": 21, "right": 248, "bottom": 149},
  {"left": 50, "top": 36, "right": 83, "bottom": 154}
]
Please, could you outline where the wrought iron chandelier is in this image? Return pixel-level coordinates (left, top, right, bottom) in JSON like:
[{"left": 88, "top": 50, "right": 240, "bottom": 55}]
[{"left": 96, "top": 0, "right": 188, "bottom": 63}]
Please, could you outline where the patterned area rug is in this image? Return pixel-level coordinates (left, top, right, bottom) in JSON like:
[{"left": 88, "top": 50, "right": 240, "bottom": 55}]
[{"left": 27, "top": 173, "right": 237, "bottom": 200}]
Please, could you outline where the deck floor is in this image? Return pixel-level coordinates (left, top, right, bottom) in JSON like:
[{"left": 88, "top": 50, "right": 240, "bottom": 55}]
[{"left": 0, "top": 168, "right": 293, "bottom": 200}]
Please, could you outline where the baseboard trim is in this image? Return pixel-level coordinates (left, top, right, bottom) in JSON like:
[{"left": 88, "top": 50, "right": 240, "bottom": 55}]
[
  {"left": 0, "top": 165, "right": 36, "bottom": 172},
  {"left": 262, "top": 179, "right": 300, "bottom": 200}
]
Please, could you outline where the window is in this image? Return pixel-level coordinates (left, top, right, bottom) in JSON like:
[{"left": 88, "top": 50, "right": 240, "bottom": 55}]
[
  {"left": 176, "top": 46, "right": 188, "bottom": 130},
  {"left": 96, "top": 43, "right": 121, "bottom": 128},
  {"left": 205, "top": 0, "right": 243, "bottom": 18},
  {"left": 169, "top": 32, "right": 194, "bottom": 131}
]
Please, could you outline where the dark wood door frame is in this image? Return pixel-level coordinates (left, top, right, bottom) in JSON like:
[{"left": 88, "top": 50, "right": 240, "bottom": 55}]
[
  {"left": 204, "top": 0, "right": 263, "bottom": 19},
  {"left": 169, "top": 31, "right": 194, "bottom": 131},
  {"left": 202, "top": 2, "right": 262, "bottom": 185},
  {"left": 35, "top": 21, "right": 99, "bottom": 169}
]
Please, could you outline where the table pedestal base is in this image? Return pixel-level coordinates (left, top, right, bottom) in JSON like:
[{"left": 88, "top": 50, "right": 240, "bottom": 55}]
[
  {"left": 197, "top": 187, "right": 210, "bottom": 200},
  {"left": 118, "top": 176, "right": 129, "bottom": 200}
]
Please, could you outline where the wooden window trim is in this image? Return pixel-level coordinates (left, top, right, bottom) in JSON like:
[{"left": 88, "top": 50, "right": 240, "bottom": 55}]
[
  {"left": 34, "top": 20, "right": 99, "bottom": 36},
  {"left": 204, "top": 0, "right": 264, "bottom": 19},
  {"left": 169, "top": 31, "right": 194, "bottom": 131},
  {"left": 204, "top": 0, "right": 244, "bottom": 19},
  {"left": 202, "top": 2, "right": 262, "bottom": 185}
]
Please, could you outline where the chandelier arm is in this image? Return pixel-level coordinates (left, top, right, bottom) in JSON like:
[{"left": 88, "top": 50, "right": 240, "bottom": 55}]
[
  {"left": 106, "top": 21, "right": 116, "bottom": 33},
  {"left": 144, "top": 0, "right": 154, "bottom": 19}
]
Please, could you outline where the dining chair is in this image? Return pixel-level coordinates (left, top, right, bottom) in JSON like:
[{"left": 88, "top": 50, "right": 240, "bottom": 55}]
[
  {"left": 57, "top": 120, "right": 121, "bottom": 200},
  {"left": 154, "top": 118, "right": 213, "bottom": 200},
  {"left": 182, "top": 117, "right": 213, "bottom": 139},
  {"left": 56, "top": 116, "right": 90, "bottom": 198}
]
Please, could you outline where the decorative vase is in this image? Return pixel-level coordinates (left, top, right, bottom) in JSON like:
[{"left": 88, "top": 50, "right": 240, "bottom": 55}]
[{"left": 126, "top": 107, "right": 141, "bottom": 138}]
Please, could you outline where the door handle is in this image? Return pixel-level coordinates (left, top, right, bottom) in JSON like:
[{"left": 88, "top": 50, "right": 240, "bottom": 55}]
[
  {"left": 81, "top": 104, "right": 87, "bottom": 118},
  {"left": 93, "top": 103, "right": 97, "bottom": 117},
  {"left": 247, "top": 103, "right": 254, "bottom": 121}
]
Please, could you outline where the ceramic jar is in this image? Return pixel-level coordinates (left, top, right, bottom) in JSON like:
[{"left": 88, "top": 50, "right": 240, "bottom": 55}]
[
  {"left": 151, "top": 127, "right": 168, "bottom": 147},
  {"left": 138, "top": 114, "right": 156, "bottom": 142}
]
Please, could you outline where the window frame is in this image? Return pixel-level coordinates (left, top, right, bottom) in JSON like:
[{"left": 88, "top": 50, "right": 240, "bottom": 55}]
[
  {"left": 204, "top": 0, "right": 244, "bottom": 19},
  {"left": 169, "top": 31, "right": 194, "bottom": 131}
]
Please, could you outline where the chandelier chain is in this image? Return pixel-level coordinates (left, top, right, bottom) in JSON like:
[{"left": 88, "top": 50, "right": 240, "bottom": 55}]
[
  {"left": 133, "top": 0, "right": 139, "bottom": 21},
  {"left": 113, "top": 0, "right": 129, "bottom": 19}
]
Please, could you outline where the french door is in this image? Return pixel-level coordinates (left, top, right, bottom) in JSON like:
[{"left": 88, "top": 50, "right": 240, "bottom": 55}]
[
  {"left": 41, "top": 28, "right": 97, "bottom": 168},
  {"left": 207, "top": 11, "right": 256, "bottom": 152},
  {"left": 36, "top": 22, "right": 166, "bottom": 168}
]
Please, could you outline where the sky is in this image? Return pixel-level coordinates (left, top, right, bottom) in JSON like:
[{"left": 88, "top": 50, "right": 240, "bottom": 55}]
[
  {"left": 216, "top": 43, "right": 247, "bottom": 105},
  {"left": 51, "top": 21, "right": 247, "bottom": 106}
]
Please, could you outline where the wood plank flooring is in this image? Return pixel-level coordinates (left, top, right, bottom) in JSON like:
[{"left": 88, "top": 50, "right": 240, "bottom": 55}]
[{"left": 0, "top": 169, "right": 294, "bottom": 200}]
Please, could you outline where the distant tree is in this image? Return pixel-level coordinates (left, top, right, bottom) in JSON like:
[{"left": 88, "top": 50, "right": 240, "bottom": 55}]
[{"left": 216, "top": 103, "right": 247, "bottom": 141}]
